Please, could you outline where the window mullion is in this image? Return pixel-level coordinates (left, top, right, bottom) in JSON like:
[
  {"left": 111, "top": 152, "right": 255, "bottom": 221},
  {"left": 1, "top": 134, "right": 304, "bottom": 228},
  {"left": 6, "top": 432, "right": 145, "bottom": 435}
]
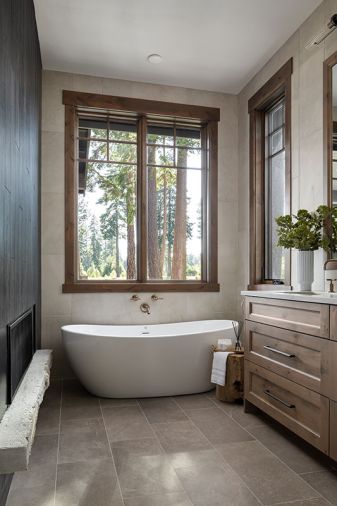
[{"left": 137, "top": 116, "right": 148, "bottom": 282}]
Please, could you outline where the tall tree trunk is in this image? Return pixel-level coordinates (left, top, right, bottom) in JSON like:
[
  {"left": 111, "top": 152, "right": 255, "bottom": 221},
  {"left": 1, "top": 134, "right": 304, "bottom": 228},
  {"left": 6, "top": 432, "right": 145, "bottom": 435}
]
[
  {"left": 159, "top": 171, "right": 167, "bottom": 277},
  {"left": 167, "top": 186, "right": 174, "bottom": 278},
  {"left": 172, "top": 150, "right": 187, "bottom": 279},
  {"left": 115, "top": 210, "right": 121, "bottom": 278},
  {"left": 147, "top": 146, "right": 160, "bottom": 278},
  {"left": 127, "top": 222, "right": 136, "bottom": 279},
  {"left": 126, "top": 174, "right": 136, "bottom": 279}
]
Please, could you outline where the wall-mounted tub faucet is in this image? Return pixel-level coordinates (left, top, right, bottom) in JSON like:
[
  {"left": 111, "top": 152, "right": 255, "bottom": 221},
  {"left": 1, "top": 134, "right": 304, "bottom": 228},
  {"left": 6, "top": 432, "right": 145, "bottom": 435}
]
[
  {"left": 327, "top": 278, "right": 337, "bottom": 293},
  {"left": 140, "top": 303, "right": 151, "bottom": 315},
  {"left": 130, "top": 294, "right": 140, "bottom": 301}
]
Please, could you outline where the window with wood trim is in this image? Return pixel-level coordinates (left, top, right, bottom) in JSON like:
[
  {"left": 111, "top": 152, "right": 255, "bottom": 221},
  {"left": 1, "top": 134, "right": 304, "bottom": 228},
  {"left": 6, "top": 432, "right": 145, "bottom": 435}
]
[
  {"left": 248, "top": 58, "right": 292, "bottom": 289},
  {"left": 62, "top": 91, "right": 219, "bottom": 292}
]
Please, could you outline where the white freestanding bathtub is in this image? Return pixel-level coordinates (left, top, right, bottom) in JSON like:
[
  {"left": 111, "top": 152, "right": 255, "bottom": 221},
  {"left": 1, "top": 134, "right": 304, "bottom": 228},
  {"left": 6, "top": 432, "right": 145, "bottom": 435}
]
[{"left": 61, "top": 320, "right": 237, "bottom": 398}]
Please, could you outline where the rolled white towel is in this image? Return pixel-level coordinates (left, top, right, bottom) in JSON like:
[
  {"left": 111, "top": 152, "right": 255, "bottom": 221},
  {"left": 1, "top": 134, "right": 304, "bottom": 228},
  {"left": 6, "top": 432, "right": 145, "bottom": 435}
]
[{"left": 211, "top": 351, "right": 230, "bottom": 386}]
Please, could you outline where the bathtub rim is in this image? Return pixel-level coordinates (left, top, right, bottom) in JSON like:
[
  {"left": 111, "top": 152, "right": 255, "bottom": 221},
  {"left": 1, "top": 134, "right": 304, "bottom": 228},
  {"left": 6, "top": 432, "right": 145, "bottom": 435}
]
[{"left": 61, "top": 319, "right": 238, "bottom": 339}]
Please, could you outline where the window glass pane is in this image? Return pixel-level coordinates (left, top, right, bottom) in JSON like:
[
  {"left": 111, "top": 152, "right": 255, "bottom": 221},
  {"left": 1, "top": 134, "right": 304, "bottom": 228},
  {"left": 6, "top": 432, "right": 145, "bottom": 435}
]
[
  {"left": 87, "top": 141, "right": 108, "bottom": 161},
  {"left": 147, "top": 167, "right": 202, "bottom": 280},
  {"left": 270, "top": 129, "right": 283, "bottom": 155},
  {"left": 146, "top": 124, "right": 204, "bottom": 281},
  {"left": 77, "top": 119, "right": 138, "bottom": 281},
  {"left": 109, "top": 142, "right": 137, "bottom": 164},
  {"left": 265, "top": 99, "right": 286, "bottom": 281},
  {"left": 176, "top": 128, "right": 201, "bottom": 148},
  {"left": 269, "top": 102, "right": 284, "bottom": 133},
  {"left": 79, "top": 118, "right": 108, "bottom": 139},
  {"left": 147, "top": 145, "right": 174, "bottom": 167},
  {"left": 78, "top": 163, "right": 137, "bottom": 280},
  {"left": 148, "top": 126, "right": 174, "bottom": 146},
  {"left": 109, "top": 122, "right": 137, "bottom": 142},
  {"left": 175, "top": 147, "right": 201, "bottom": 169}
]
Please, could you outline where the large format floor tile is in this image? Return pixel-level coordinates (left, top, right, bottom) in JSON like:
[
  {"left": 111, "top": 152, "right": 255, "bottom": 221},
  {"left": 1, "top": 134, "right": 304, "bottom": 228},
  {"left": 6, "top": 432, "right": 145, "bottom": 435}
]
[
  {"left": 110, "top": 437, "right": 164, "bottom": 473},
  {"left": 102, "top": 405, "right": 154, "bottom": 442},
  {"left": 117, "top": 454, "right": 184, "bottom": 497},
  {"left": 58, "top": 423, "right": 111, "bottom": 464},
  {"left": 6, "top": 484, "right": 56, "bottom": 506},
  {"left": 175, "top": 462, "right": 260, "bottom": 506},
  {"left": 187, "top": 406, "right": 254, "bottom": 444},
  {"left": 173, "top": 393, "right": 216, "bottom": 410},
  {"left": 35, "top": 406, "right": 60, "bottom": 435},
  {"left": 249, "top": 423, "right": 330, "bottom": 474},
  {"left": 217, "top": 440, "right": 320, "bottom": 505},
  {"left": 302, "top": 470, "right": 337, "bottom": 504},
  {"left": 56, "top": 459, "right": 123, "bottom": 506},
  {"left": 123, "top": 492, "right": 193, "bottom": 506},
  {"left": 8, "top": 386, "right": 337, "bottom": 506},
  {"left": 273, "top": 498, "right": 329, "bottom": 505},
  {"left": 167, "top": 448, "right": 226, "bottom": 470},
  {"left": 139, "top": 397, "right": 188, "bottom": 423},
  {"left": 152, "top": 420, "right": 211, "bottom": 453}
]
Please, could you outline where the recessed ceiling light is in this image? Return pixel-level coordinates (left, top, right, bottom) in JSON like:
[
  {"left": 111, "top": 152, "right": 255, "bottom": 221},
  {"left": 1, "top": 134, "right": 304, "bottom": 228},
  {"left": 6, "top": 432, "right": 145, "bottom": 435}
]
[{"left": 147, "top": 54, "right": 162, "bottom": 64}]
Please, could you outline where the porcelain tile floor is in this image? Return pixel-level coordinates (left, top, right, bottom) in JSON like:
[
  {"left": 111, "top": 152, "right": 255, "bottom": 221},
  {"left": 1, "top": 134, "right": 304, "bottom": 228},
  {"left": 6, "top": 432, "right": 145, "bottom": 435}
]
[{"left": 6, "top": 380, "right": 337, "bottom": 506}]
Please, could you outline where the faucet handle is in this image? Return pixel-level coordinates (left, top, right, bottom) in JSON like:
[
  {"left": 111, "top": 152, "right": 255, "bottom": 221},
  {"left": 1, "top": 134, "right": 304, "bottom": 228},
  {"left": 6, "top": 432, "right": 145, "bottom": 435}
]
[
  {"left": 151, "top": 294, "right": 164, "bottom": 301},
  {"left": 130, "top": 294, "right": 140, "bottom": 302},
  {"left": 326, "top": 279, "right": 337, "bottom": 293}
]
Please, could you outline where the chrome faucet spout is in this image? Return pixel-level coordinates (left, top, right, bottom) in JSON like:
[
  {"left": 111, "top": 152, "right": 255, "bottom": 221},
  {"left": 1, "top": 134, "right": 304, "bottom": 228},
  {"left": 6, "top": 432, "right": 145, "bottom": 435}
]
[{"left": 140, "top": 302, "right": 151, "bottom": 315}]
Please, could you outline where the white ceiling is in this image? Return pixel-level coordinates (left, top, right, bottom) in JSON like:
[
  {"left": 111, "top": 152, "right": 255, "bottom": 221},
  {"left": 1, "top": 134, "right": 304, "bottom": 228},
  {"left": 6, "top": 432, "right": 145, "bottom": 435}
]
[{"left": 34, "top": 0, "right": 322, "bottom": 94}]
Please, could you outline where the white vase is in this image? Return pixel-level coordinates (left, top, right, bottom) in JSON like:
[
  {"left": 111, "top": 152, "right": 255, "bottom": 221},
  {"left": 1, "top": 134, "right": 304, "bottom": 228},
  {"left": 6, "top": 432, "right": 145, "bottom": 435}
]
[{"left": 297, "top": 250, "right": 314, "bottom": 291}]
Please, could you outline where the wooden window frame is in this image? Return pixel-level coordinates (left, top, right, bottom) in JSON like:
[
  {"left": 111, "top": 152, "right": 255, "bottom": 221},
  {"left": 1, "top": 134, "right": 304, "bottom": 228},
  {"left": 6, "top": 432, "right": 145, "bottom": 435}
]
[
  {"left": 324, "top": 51, "right": 337, "bottom": 211},
  {"left": 62, "top": 90, "right": 220, "bottom": 293},
  {"left": 248, "top": 58, "right": 293, "bottom": 290}
]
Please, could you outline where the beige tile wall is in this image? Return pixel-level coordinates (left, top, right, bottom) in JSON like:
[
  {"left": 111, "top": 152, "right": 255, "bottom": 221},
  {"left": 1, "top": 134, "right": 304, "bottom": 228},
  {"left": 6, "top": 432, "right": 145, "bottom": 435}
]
[
  {"left": 41, "top": 72, "right": 239, "bottom": 377},
  {"left": 237, "top": 0, "right": 337, "bottom": 298}
]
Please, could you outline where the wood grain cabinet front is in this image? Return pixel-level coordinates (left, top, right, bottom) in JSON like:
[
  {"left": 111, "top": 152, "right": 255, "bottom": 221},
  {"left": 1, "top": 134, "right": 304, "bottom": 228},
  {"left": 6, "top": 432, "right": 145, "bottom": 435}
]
[
  {"left": 330, "top": 306, "right": 337, "bottom": 341},
  {"left": 245, "top": 297, "right": 330, "bottom": 338},
  {"left": 244, "top": 321, "right": 325, "bottom": 393},
  {"left": 330, "top": 401, "right": 337, "bottom": 461},
  {"left": 245, "top": 361, "right": 329, "bottom": 454}
]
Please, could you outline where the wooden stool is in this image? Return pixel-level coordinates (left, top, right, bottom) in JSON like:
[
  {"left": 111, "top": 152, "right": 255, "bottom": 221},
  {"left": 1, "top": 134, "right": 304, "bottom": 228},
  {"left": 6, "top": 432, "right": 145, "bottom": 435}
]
[{"left": 214, "top": 351, "right": 244, "bottom": 402}]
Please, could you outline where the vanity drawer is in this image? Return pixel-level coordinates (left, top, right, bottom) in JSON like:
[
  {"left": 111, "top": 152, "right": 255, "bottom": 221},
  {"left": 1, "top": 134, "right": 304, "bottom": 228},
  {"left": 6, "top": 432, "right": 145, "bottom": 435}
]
[
  {"left": 245, "top": 361, "right": 329, "bottom": 453},
  {"left": 245, "top": 297, "right": 329, "bottom": 338},
  {"left": 245, "top": 321, "right": 324, "bottom": 392}
]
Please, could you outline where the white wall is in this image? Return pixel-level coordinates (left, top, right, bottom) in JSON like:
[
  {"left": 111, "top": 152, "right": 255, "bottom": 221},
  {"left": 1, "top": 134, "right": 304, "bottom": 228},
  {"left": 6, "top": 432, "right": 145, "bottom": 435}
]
[
  {"left": 238, "top": 0, "right": 337, "bottom": 296},
  {"left": 41, "top": 72, "right": 239, "bottom": 377}
]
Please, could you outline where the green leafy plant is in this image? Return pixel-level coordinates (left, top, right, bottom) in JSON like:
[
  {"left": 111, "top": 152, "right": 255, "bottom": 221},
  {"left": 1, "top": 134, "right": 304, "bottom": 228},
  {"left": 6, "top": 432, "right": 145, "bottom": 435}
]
[
  {"left": 316, "top": 205, "right": 337, "bottom": 255},
  {"left": 275, "top": 209, "right": 322, "bottom": 251}
]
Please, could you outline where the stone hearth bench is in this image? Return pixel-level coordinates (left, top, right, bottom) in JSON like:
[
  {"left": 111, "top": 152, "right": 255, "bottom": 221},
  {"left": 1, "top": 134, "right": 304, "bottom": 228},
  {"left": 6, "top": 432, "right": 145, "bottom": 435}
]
[{"left": 0, "top": 349, "right": 52, "bottom": 474}]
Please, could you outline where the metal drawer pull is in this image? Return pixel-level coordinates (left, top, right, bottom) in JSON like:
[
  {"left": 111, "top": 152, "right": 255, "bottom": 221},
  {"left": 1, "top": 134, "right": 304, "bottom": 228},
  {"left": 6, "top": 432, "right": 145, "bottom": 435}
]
[
  {"left": 264, "top": 389, "right": 295, "bottom": 409},
  {"left": 264, "top": 345, "right": 295, "bottom": 358}
]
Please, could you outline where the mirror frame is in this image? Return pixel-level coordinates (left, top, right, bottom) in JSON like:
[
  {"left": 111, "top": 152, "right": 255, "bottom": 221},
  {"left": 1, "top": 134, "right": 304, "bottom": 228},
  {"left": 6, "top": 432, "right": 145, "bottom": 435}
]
[{"left": 324, "top": 51, "right": 337, "bottom": 209}]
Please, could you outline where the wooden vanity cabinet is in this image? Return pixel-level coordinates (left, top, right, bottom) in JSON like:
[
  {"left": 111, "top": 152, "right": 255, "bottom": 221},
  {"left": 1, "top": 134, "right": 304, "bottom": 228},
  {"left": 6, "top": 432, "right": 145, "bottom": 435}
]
[
  {"left": 330, "top": 306, "right": 337, "bottom": 341},
  {"left": 245, "top": 297, "right": 329, "bottom": 338},
  {"left": 244, "top": 296, "right": 337, "bottom": 460},
  {"left": 330, "top": 401, "right": 337, "bottom": 460}
]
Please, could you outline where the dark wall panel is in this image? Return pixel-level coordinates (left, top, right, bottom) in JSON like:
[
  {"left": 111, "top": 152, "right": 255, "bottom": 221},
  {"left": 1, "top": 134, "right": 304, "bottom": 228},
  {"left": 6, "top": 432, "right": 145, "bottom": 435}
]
[{"left": 0, "top": 0, "right": 41, "bottom": 502}]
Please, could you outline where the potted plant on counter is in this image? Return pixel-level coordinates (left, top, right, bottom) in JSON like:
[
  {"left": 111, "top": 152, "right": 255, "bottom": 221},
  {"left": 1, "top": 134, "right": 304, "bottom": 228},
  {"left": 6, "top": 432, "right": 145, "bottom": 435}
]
[
  {"left": 276, "top": 209, "right": 321, "bottom": 291},
  {"left": 316, "top": 205, "right": 337, "bottom": 257}
]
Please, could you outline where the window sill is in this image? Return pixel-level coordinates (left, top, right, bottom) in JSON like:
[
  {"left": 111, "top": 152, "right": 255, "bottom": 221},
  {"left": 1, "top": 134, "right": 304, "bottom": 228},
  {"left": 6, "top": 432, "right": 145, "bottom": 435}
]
[
  {"left": 62, "top": 281, "right": 220, "bottom": 293},
  {"left": 247, "top": 284, "right": 292, "bottom": 291}
]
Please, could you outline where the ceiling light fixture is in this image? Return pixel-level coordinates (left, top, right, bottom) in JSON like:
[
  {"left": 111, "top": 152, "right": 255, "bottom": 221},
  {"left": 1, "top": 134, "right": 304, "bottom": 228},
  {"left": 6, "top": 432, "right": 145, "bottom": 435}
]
[{"left": 147, "top": 54, "right": 162, "bottom": 64}]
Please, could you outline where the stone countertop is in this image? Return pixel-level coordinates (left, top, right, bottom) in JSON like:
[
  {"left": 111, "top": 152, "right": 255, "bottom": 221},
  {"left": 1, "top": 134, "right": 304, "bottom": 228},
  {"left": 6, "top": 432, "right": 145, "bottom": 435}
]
[{"left": 241, "top": 290, "right": 337, "bottom": 306}]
